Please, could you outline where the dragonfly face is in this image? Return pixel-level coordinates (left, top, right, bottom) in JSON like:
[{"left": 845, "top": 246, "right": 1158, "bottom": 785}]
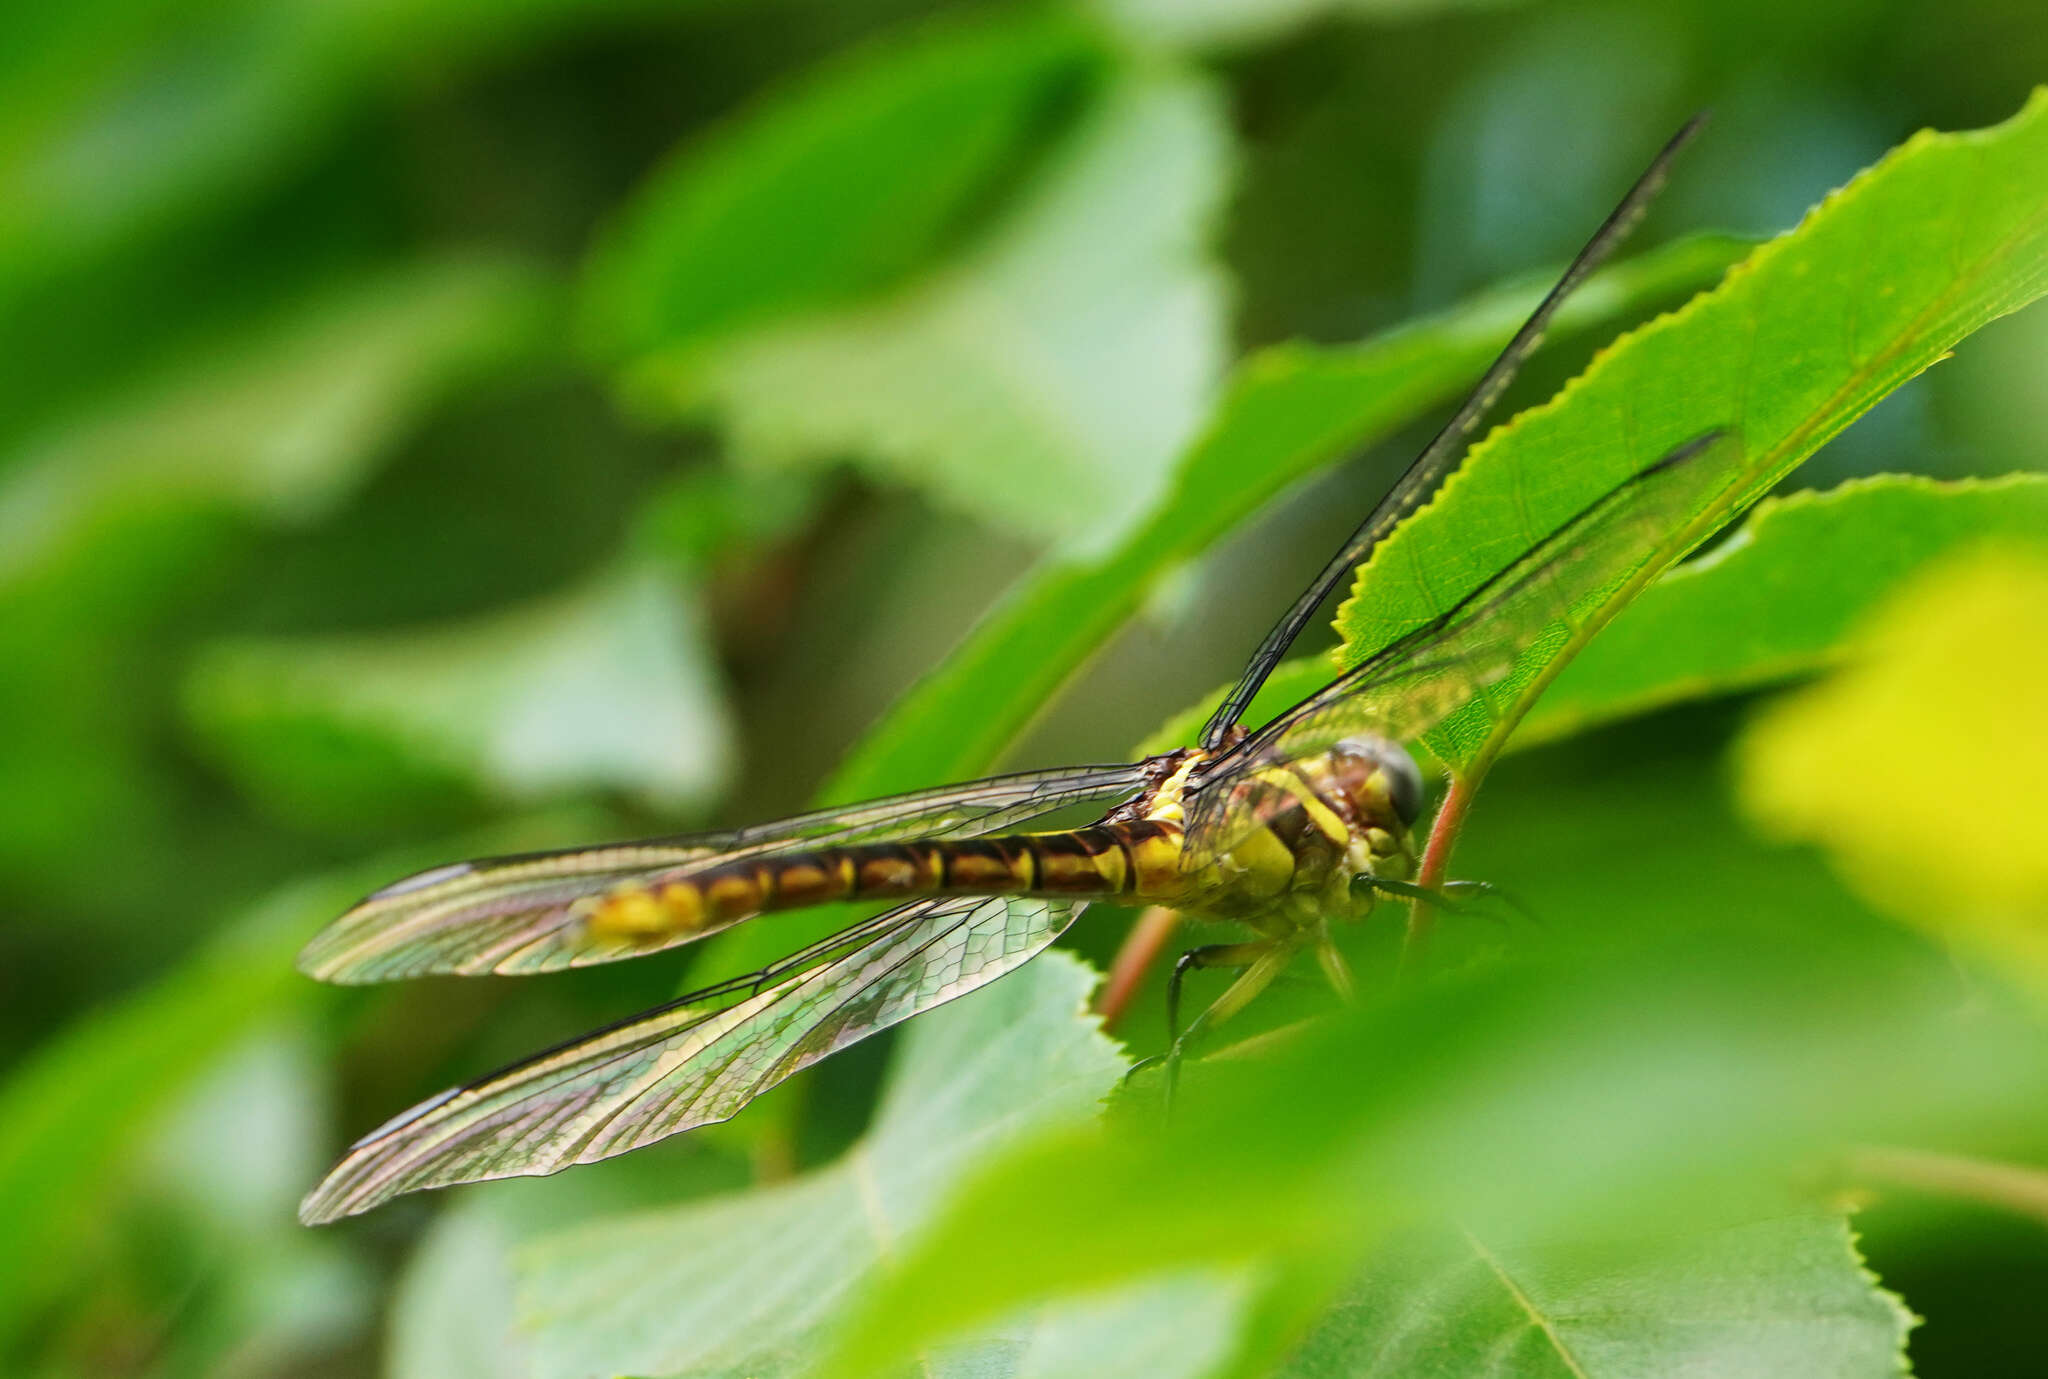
[
  {"left": 295, "top": 118, "right": 1722, "bottom": 1223},
  {"left": 1326, "top": 735, "right": 1424, "bottom": 914}
]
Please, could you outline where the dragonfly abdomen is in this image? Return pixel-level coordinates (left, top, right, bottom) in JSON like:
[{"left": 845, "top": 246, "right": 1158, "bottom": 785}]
[{"left": 581, "top": 822, "right": 1185, "bottom": 945}]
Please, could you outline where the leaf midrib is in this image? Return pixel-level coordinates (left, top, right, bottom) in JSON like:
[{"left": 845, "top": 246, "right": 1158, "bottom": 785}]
[{"left": 1461, "top": 1228, "right": 1593, "bottom": 1379}]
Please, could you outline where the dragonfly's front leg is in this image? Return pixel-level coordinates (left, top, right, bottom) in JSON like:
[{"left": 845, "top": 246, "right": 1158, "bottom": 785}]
[{"left": 1352, "top": 872, "right": 1535, "bottom": 925}]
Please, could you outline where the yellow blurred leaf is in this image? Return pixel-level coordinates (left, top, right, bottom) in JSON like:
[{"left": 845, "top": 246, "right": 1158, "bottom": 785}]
[{"left": 1737, "top": 546, "right": 2048, "bottom": 980}]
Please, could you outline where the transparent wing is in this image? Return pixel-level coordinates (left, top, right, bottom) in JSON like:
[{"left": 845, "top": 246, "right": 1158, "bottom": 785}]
[
  {"left": 299, "top": 762, "right": 1147, "bottom": 984},
  {"left": 1187, "top": 431, "right": 1735, "bottom": 859},
  {"left": 298, "top": 892, "right": 1083, "bottom": 1223},
  {"left": 1198, "top": 115, "right": 1706, "bottom": 749}
]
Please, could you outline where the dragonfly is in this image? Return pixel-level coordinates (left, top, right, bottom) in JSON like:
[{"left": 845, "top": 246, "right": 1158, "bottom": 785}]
[{"left": 299, "top": 117, "right": 1721, "bottom": 1225}]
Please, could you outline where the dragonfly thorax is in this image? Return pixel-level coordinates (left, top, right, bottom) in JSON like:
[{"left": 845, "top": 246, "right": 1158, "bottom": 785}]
[{"left": 1180, "top": 736, "right": 1421, "bottom": 927}]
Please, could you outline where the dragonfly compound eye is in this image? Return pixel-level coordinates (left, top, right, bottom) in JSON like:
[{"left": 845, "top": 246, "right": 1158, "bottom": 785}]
[{"left": 1335, "top": 735, "right": 1425, "bottom": 829}]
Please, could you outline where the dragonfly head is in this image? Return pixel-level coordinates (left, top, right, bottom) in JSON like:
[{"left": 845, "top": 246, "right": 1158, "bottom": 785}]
[{"left": 1330, "top": 735, "right": 1425, "bottom": 837}]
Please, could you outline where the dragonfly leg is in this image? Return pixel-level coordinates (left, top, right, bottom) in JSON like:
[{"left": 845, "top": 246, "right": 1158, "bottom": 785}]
[
  {"left": 1315, "top": 933, "right": 1356, "bottom": 1003},
  {"left": 1164, "top": 942, "right": 1297, "bottom": 1114},
  {"left": 1354, "top": 873, "right": 1536, "bottom": 926},
  {"left": 1122, "top": 941, "right": 1262, "bottom": 1091},
  {"left": 1166, "top": 943, "right": 1267, "bottom": 1052},
  {"left": 1441, "top": 879, "right": 1540, "bottom": 925}
]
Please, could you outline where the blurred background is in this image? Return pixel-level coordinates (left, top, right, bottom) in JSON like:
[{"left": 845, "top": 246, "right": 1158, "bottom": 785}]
[{"left": 1, "top": 0, "right": 2042, "bottom": 1374}]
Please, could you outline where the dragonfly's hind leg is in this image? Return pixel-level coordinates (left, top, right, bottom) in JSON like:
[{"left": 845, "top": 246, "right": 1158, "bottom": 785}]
[
  {"left": 1124, "top": 942, "right": 1258, "bottom": 1089},
  {"left": 1314, "top": 931, "right": 1356, "bottom": 1003},
  {"left": 1159, "top": 941, "right": 1297, "bottom": 1113}
]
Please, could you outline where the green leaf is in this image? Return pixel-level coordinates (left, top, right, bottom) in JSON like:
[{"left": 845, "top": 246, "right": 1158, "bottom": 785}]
[
  {"left": 1282, "top": 1216, "right": 1912, "bottom": 1379},
  {"left": 1329, "top": 90, "right": 2048, "bottom": 773},
  {"left": 130, "top": 1034, "right": 375, "bottom": 1379},
  {"left": 390, "top": 1209, "right": 536, "bottom": 1379},
  {"left": 1517, "top": 473, "right": 2048, "bottom": 747},
  {"left": 0, "top": 255, "right": 554, "bottom": 587},
  {"left": 623, "top": 65, "right": 1236, "bottom": 557},
  {"left": 0, "top": 0, "right": 671, "bottom": 446},
  {"left": 183, "top": 561, "right": 733, "bottom": 833},
  {"left": 0, "top": 878, "right": 347, "bottom": 1356},
  {"left": 1142, "top": 474, "right": 2048, "bottom": 759},
  {"left": 700, "top": 234, "right": 1742, "bottom": 984},
  {"left": 0, "top": 0, "right": 679, "bottom": 288},
  {"left": 386, "top": 1115, "right": 756, "bottom": 1379},
  {"left": 580, "top": 8, "right": 1117, "bottom": 361},
  {"left": 0, "top": 256, "right": 552, "bottom": 892},
  {"left": 1095, "top": 0, "right": 1523, "bottom": 52},
  {"left": 516, "top": 951, "right": 1129, "bottom": 1379},
  {"left": 823, "top": 904, "right": 2044, "bottom": 1377}
]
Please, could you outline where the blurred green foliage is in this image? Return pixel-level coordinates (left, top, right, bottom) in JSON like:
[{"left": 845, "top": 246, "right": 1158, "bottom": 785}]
[{"left": 1, "top": 0, "right": 2045, "bottom": 1376}]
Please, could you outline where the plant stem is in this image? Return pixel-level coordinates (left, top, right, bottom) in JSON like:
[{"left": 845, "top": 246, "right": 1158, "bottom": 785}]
[
  {"left": 1846, "top": 1144, "right": 2048, "bottom": 1224},
  {"left": 1096, "top": 906, "right": 1181, "bottom": 1031},
  {"left": 1405, "top": 771, "right": 1477, "bottom": 968}
]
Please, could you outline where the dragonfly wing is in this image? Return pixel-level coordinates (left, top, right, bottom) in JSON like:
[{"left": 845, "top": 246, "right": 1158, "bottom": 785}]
[
  {"left": 299, "top": 762, "right": 1147, "bottom": 983},
  {"left": 1187, "top": 431, "right": 1735, "bottom": 859},
  {"left": 1197, "top": 116, "right": 1705, "bottom": 749},
  {"left": 298, "top": 892, "right": 1083, "bottom": 1223}
]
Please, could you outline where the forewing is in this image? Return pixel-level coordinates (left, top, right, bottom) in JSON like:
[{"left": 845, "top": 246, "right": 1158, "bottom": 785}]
[
  {"left": 1187, "top": 431, "right": 1734, "bottom": 860},
  {"left": 298, "top": 892, "right": 1083, "bottom": 1223},
  {"left": 1196, "top": 116, "right": 1705, "bottom": 748},
  {"left": 300, "top": 763, "right": 1147, "bottom": 983}
]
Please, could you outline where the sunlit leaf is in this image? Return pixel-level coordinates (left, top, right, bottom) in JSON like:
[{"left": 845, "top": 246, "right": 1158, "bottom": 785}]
[
  {"left": 1327, "top": 90, "right": 2048, "bottom": 772},
  {"left": 183, "top": 561, "right": 733, "bottom": 833},
  {"left": 517, "top": 951, "right": 1130, "bottom": 1379},
  {"left": 621, "top": 66, "right": 1235, "bottom": 557},
  {"left": 1737, "top": 545, "right": 2048, "bottom": 990},
  {"left": 1518, "top": 473, "right": 2048, "bottom": 744}
]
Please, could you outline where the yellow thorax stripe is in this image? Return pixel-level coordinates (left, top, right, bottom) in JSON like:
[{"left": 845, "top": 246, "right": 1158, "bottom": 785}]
[
  {"left": 1140, "top": 751, "right": 1207, "bottom": 825},
  {"left": 1247, "top": 764, "right": 1349, "bottom": 846}
]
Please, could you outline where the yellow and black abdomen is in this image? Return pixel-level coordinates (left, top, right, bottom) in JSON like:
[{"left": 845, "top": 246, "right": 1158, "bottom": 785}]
[{"left": 582, "top": 821, "right": 1193, "bottom": 946}]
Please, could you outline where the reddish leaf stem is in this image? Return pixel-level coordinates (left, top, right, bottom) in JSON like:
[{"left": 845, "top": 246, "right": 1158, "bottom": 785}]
[
  {"left": 1095, "top": 906, "right": 1181, "bottom": 1031},
  {"left": 1404, "top": 770, "right": 1477, "bottom": 969}
]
